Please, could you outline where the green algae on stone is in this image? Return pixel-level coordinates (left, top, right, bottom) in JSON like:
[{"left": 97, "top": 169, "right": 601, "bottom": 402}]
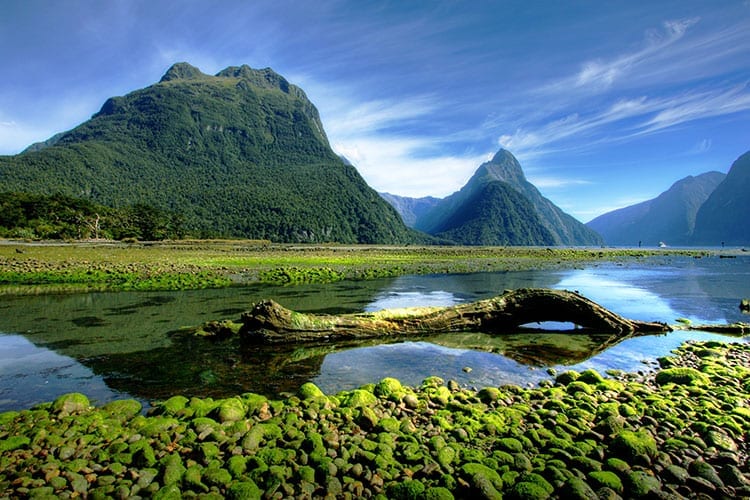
[
  {"left": 655, "top": 367, "right": 711, "bottom": 386},
  {"left": 374, "top": 377, "right": 406, "bottom": 402},
  {"left": 339, "top": 389, "right": 377, "bottom": 408},
  {"left": 608, "top": 429, "right": 658, "bottom": 466},
  {"left": 2, "top": 341, "right": 750, "bottom": 499},
  {"left": 51, "top": 392, "right": 90, "bottom": 415},
  {"left": 625, "top": 470, "right": 662, "bottom": 497}
]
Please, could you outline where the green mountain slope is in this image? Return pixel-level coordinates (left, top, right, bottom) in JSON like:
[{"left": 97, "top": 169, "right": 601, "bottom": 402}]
[
  {"left": 413, "top": 149, "right": 602, "bottom": 246},
  {"left": 692, "top": 151, "right": 750, "bottom": 246},
  {"left": 431, "top": 181, "right": 556, "bottom": 245},
  {"left": 0, "top": 63, "right": 417, "bottom": 243},
  {"left": 586, "top": 171, "right": 726, "bottom": 246}
]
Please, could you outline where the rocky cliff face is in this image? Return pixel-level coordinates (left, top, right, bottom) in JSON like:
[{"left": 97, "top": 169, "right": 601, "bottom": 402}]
[{"left": 692, "top": 151, "right": 750, "bottom": 246}]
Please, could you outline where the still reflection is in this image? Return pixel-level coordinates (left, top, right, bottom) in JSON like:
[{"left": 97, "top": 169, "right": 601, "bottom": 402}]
[{"left": 0, "top": 255, "right": 747, "bottom": 412}]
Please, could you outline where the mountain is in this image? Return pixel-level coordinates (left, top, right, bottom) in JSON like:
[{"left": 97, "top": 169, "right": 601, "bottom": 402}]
[
  {"left": 692, "top": 151, "right": 750, "bottom": 245},
  {"left": 378, "top": 192, "right": 441, "bottom": 227},
  {"left": 425, "top": 181, "right": 556, "bottom": 245},
  {"left": 407, "top": 149, "right": 602, "bottom": 246},
  {"left": 587, "top": 171, "right": 726, "bottom": 246},
  {"left": 0, "top": 62, "right": 418, "bottom": 244}
]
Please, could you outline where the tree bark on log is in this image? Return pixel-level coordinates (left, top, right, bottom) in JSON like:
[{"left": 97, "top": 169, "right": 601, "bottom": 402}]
[{"left": 239, "top": 288, "right": 670, "bottom": 344}]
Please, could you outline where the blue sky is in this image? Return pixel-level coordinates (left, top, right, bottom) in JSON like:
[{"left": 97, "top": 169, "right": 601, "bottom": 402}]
[{"left": 1, "top": 1, "right": 749, "bottom": 222}]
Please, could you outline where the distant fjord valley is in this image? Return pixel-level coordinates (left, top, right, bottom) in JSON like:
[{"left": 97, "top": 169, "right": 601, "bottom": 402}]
[
  {"left": 0, "top": 62, "right": 747, "bottom": 246},
  {"left": 586, "top": 150, "right": 750, "bottom": 247}
]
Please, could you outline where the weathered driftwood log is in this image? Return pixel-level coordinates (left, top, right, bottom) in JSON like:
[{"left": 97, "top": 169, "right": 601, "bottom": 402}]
[{"left": 239, "top": 288, "right": 670, "bottom": 344}]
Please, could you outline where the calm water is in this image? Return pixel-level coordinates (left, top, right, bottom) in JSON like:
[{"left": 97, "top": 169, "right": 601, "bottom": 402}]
[{"left": 1, "top": 254, "right": 748, "bottom": 412}]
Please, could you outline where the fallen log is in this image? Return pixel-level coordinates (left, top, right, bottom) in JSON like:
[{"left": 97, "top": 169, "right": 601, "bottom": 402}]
[{"left": 239, "top": 288, "right": 670, "bottom": 344}]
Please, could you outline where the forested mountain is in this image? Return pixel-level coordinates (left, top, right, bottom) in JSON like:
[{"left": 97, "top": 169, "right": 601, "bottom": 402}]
[
  {"left": 397, "top": 149, "right": 602, "bottom": 246},
  {"left": 692, "top": 151, "right": 750, "bottom": 245},
  {"left": 425, "top": 181, "right": 556, "bottom": 245},
  {"left": 587, "top": 171, "right": 726, "bottom": 246},
  {"left": 0, "top": 63, "right": 418, "bottom": 243}
]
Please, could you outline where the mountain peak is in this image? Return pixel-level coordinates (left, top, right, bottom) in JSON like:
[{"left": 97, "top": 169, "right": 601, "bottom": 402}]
[
  {"left": 216, "top": 65, "right": 293, "bottom": 94},
  {"left": 159, "top": 62, "right": 206, "bottom": 82},
  {"left": 474, "top": 148, "right": 527, "bottom": 187}
]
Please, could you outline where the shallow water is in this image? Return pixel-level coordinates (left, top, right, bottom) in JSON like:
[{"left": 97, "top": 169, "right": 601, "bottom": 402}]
[{"left": 0, "top": 254, "right": 748, "bottom": 411}]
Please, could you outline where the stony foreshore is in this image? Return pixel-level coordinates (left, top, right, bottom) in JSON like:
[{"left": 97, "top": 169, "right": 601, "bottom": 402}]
[{"left": 1, "top": 341, "right": 748, "bottom": 499}]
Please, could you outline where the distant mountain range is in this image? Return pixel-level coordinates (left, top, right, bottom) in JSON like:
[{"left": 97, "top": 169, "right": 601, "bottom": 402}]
[
  {"left": 378, "top": 193, "right": 441, "bottom": 228},
  {"left": 587, "top": 150, "right": 749, "bottom": 246},
  {"left": 381, "top": 150, "right": 603, "bottom": 246},
  {"left": 3, "top": 60, "right": 743, "bottom": 247},
  {"left": 0, "top": 63, "right": 419, "bottom": 244}
]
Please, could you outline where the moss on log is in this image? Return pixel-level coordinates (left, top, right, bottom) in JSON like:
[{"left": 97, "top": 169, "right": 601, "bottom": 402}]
[{"left": 240, "top": 288, "right": 670, "bottom": 344}]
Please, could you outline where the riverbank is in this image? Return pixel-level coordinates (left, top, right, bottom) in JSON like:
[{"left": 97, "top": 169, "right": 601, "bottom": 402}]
[
  {"left": 0, "top": 239, "right": 722, "bottom": 293},
  {"left": 1, "top": 341, "right": 748, "bottom": 499}
]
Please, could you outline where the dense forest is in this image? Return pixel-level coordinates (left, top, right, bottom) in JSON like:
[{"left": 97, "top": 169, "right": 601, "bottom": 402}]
[
  {"left": 0, "top": 63, "right": 419, "bottom": 244},
  {"left": 0, "top": 192, "right": 184, "bottom": 241}
]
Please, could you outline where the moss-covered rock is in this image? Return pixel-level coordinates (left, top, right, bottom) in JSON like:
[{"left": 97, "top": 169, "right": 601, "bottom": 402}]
[
  {"left": 587, "top": 470, "right": 622, "bottom": 493},
  {"left": 339, "top": 389, "right": 377, "bottom": 408},
  {"left": 559, "top": 476, "right": 597, "bottom": 500},
  {"left": 387, "top": 479, "right": 425, "bottom": 499},
  {"left": 51, "top": 393, "right": 90, "bottom": 415},
  {"left": 625, "top": 470, "right": 661, "bottom": 497},
  {"left": 374, "top": 377, "right": 405, "bottom": 401},
  {"left": 215, "top": 397, "right": 246, "bottom": 423},
  {"left": 1, "top": 341, "right": 750, "bottom": 499},
  {"left": 608, "top": 429, "right": 658, "bottom": 465},
  {"left": 655, "top": 367, "right": 710, "bottom": 386}
]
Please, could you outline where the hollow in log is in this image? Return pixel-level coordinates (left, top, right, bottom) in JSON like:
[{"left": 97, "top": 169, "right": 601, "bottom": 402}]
[{"left": 239, "top": 288, "right": 670, "bottom": 344}]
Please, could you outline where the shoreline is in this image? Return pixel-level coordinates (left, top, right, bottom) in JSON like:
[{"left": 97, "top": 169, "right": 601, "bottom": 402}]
[
  {"left": 1, "top": 340, "right": 748, "bottom": 498},
  {"left": 0, "top": 240, "right": 733, "bottom": 294}
]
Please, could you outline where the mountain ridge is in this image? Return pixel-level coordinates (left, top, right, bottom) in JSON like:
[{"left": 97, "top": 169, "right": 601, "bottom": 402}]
[
  {"left": 587, "top": 171, "right": 726, "bottom": 246},
  {"left": 0, "top": 62, "right": 419, "bottom": 243},
  {"left": 692, "top": 151, "right": 750, "bottom": 245},
  {"left": 381, "top": 149, "right": 602, "bottom": 246}
]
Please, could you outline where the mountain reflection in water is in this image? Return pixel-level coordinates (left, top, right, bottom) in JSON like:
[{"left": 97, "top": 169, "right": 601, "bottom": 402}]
[{"left": 0, "top": 255, "right": 748, "bottom": 411}]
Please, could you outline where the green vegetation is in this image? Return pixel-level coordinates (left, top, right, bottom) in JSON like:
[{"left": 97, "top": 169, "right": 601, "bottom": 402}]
[
  {"left": 2, "top": 341, "right": 748, "bottom": 498},
  {"left": 433, "top": 181, "right": 556, "bottom": 246},
  {"left": 0, "top": 241, "right": 715, "bottom": 293},
  {"left": 0, "top": 191, "right": 185, "bottom": 241},
  {"left": 413, "top": 150, "right": 603, "bottom": 246},
  {"left": 0, "top": 63, "right": 418, "bottom": 244}
]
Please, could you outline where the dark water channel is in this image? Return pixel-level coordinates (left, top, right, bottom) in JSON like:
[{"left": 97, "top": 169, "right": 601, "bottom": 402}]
[{"left": 1, "top": 254, "right": 748, "bottom": 412}]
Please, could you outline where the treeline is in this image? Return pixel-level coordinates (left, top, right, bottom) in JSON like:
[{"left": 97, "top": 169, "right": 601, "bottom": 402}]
[{"left": 0, "top": 192, "right": 186, "bottom": 241}]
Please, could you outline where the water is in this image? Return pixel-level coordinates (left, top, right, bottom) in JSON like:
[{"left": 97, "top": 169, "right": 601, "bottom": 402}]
[{"left": 0, "top": 254, "right": 748, "bottom": 412}]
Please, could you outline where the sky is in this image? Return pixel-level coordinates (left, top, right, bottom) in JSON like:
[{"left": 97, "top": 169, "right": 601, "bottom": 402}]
[{"left": 1, "top": 1, "right": 749, "bottom": 222}]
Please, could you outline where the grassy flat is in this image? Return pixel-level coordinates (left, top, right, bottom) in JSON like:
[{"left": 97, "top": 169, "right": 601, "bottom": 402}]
[{"left": 0, "top": 240, "right": 714, "bottom": 293}]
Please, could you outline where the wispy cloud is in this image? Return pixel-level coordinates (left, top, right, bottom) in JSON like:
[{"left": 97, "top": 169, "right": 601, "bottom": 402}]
[
  {"left": 298, "top": 77, "right": 491, "bottom": 197},
  {"left": 494, "top": 17, "right": 750, "bottom": 160},
  {"left": 545, "top": 17, "right": 700, "bottom": 94},
  {"left": 528, "top": 176, "right": 593, "bottom": 190},
  {"left": 688, "top": 138, "right": 712, "bottom": 155}
]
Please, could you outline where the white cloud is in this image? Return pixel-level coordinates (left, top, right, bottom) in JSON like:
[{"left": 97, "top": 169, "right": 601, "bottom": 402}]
[
  {"left": 0, "top": 120, "right": 52, "bottom": 155},
  {"left": 560, "top": 17, "right": 700, "bottom": 94},
  {"left": 643, "top": 84, "right": 750, "bottom": 131},
  {"left": 299, "top": 77, "right": 492, "bottom": 197},
  {"left": 333, "top": 136, "right": 488, "bottom": 198},
  {"left": 527, "top": 176, "right": 593, "bottom": 189}
]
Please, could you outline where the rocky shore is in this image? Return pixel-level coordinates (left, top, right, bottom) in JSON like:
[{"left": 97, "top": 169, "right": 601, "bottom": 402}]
[{"left": 1, "top": 341, "right": 748, "bottom": 499}]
